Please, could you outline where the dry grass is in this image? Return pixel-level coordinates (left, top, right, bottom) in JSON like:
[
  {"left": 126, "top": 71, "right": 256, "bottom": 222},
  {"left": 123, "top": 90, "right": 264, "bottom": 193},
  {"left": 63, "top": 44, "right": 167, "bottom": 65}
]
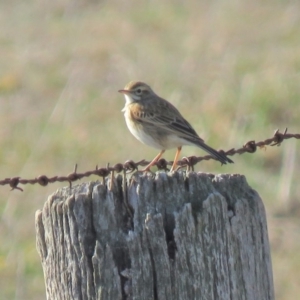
[{"left": 0, "top": 0, "right": 299, "bottom": 298}]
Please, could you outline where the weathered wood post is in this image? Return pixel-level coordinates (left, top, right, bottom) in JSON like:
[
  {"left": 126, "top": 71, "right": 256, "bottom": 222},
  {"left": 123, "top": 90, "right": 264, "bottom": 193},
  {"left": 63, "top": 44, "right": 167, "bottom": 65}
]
[{"left": 35, "top": 172, "right": 274, "bottom": 300}]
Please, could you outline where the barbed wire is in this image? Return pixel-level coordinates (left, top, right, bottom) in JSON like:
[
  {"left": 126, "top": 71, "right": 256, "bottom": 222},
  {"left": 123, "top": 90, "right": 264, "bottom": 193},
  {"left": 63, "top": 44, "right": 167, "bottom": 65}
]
[{"left": 0, "top": 128, "right": 298, "bottom": 192}]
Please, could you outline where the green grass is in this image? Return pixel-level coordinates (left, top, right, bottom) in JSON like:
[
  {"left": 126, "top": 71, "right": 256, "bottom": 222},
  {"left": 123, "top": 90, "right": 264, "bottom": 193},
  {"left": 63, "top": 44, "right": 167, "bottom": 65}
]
[{"left": 0, "top": 0, "right": 300, "bottom": 298}]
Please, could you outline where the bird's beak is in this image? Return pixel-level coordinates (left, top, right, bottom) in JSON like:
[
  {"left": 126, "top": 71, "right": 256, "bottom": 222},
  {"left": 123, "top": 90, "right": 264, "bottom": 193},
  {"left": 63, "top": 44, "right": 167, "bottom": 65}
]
[{"left": 118, "top": 89, "right": 130, "bottom": 94}]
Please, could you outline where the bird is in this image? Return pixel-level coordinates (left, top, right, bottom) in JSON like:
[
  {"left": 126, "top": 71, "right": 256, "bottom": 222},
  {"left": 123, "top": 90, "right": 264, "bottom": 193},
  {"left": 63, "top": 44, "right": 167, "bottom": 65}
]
[{"left": 118, "top": 81, "right": 233, "bottom": 172}]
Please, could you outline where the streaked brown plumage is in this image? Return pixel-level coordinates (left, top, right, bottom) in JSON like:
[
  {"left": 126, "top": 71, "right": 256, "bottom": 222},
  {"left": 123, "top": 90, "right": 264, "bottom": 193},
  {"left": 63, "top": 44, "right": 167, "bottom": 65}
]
[{"left": 119, "top": 81, "right": 233, "bottom": 172}]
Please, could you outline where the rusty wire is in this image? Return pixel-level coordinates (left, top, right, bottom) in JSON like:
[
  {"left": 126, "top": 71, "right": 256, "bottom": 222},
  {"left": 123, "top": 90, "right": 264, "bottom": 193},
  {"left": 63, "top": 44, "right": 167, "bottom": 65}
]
[{"left": 0, "top": 128, "right": 299, "bottom": 191}]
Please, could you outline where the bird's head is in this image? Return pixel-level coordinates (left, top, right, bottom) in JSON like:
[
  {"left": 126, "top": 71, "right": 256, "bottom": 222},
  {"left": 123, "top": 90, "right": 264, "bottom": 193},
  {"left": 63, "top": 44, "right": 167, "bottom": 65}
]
[{"left": 118, "top": 81, "right": 154, "bottom": 103}]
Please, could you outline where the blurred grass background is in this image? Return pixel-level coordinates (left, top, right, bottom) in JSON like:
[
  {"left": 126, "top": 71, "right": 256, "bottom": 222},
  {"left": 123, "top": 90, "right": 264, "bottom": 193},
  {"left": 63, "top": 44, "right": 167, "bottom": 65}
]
[{"left": 0, "top": 0, "right": 299, "bottom": 299}]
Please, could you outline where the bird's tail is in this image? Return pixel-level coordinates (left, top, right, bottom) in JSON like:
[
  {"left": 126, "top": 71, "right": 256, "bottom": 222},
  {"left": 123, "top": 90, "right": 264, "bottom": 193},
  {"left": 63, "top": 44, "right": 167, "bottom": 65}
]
[{"left": 195, "top": 140, "right": 234, "bottom": 165}]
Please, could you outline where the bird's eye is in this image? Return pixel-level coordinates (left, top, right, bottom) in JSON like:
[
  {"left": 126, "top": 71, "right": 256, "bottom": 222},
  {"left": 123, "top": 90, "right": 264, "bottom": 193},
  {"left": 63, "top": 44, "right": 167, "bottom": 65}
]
[{"left": 136, "top": 88, "right": 142, "bottom": 95}]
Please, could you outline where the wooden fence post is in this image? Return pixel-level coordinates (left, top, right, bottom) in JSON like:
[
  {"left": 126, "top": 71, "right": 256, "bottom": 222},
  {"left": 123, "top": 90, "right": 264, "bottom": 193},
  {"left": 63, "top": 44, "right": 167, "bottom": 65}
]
[{"left": 35, "top": 172, "right": 274, "bottom": 300}]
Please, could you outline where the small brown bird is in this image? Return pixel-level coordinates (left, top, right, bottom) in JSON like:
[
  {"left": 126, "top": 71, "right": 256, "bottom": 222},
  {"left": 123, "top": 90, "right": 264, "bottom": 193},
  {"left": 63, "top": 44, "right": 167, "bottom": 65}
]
[{"left": 119, "top": 81, "right": 233, "bottom": 172}]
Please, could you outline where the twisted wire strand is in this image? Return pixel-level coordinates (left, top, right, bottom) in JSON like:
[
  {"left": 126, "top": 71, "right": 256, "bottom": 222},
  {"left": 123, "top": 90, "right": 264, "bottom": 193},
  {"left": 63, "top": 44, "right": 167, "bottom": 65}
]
[{"left": 1, "top": 128, "right": 298, "bottom": 191}]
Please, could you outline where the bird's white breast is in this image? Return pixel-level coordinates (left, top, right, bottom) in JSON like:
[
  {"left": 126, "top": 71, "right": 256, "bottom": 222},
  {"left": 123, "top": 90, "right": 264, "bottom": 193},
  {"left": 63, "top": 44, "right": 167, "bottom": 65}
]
[{"left": 123, "top": 105, "right": 164, "bottom": 149}]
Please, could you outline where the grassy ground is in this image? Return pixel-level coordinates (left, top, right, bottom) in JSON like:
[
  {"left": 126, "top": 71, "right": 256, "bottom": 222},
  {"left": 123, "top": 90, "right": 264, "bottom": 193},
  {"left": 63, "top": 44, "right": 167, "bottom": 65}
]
[{"left": 0, "top": 0, "right": 299, "bottom": 299}]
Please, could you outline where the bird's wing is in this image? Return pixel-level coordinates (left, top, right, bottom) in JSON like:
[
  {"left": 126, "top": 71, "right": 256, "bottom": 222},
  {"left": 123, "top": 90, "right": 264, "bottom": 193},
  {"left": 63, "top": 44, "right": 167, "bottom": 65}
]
[{"left": 130, "top": 98, "right": 204, "bottom": 143}]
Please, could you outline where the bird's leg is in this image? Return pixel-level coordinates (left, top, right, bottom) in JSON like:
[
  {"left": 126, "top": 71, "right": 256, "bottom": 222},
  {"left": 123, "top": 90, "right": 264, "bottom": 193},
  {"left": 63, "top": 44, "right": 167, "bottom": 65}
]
[
  {"left": 142, "top": 150, "right": 165, "bottom": 172},
  {"left": 170, "top": 147, "right": 182, "bottom": 172}
]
